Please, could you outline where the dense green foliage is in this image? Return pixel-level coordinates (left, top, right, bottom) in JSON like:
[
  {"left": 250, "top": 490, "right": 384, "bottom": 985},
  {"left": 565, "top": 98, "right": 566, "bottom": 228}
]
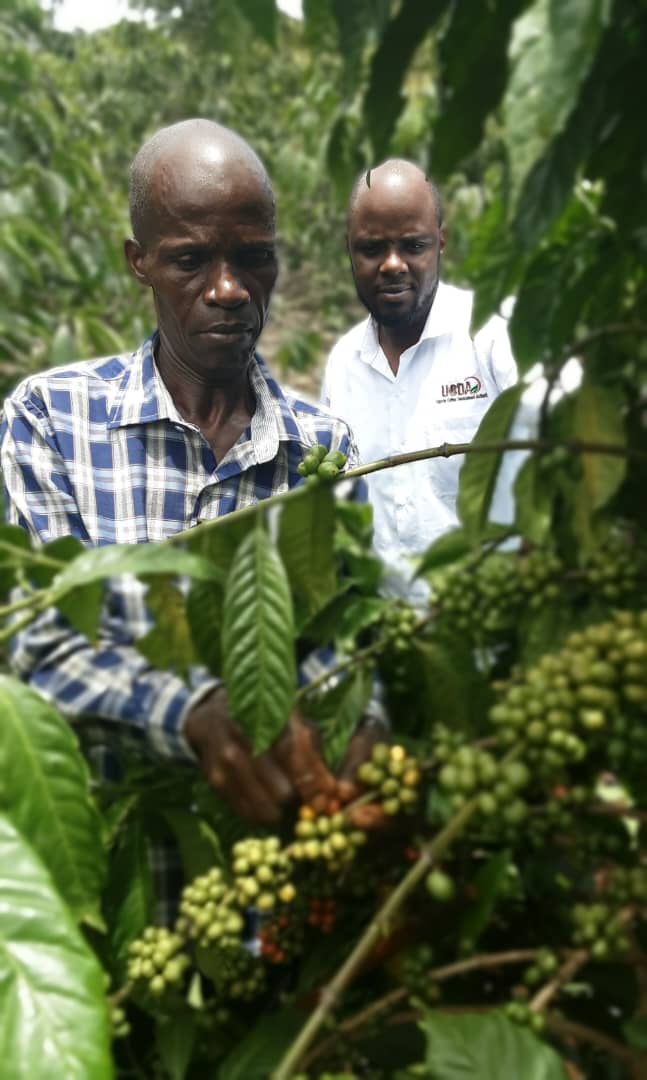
[{"left": 1, "top": 0, "right": 646, "bottom": 1077}]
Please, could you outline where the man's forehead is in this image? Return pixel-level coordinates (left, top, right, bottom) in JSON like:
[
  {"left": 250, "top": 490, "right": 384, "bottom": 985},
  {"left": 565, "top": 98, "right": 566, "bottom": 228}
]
[
  {"left": 350, "top": 173, "right": 437, "bottom": 227},
  {"left": 147, "top": 156, "right": 274, "bottom": 229},
  {"left": 350, "top": 192, "right": 437, "bottom": 234}
]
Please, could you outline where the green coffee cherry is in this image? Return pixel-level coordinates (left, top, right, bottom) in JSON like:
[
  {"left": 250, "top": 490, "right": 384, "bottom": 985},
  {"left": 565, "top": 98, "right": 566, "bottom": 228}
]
[{"left": 426, "top": 869, "right": 455, "bottom": 901}]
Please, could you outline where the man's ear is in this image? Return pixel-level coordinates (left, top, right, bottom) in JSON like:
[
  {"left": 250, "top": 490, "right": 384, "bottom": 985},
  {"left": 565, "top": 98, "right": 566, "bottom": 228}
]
[
  {"left": 124, "top": 237, "right": 150, "bottom": 285},
  {"left": 439, "top": 224, "right": 447, "bottom": 254}
]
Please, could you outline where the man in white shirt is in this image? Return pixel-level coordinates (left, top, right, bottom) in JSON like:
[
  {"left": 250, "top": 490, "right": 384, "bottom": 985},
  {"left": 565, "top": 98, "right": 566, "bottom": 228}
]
[{"left": 321, "top": 159, "right": 517, "bottom": 597}]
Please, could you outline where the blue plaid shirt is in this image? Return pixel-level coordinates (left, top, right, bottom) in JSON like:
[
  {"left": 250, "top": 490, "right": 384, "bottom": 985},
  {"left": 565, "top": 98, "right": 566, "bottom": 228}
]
[
  {"left": 1, "top": 334, "right": 364, "bottom": 917},
  {"left": 1, "top": 333, "right": 359, "bottom": 754}
]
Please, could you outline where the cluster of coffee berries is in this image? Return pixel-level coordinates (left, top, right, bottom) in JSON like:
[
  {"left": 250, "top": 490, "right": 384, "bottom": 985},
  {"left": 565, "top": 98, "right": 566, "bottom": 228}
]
[
  {"left": 400, "top": 943, "right": 441, "bottom": 1004},
  {"left": 110, "top": 1003, "right": 130, "bottom": 1040},
  {"left": 216, "top": 947, "right": 266, "bottom": 1001},
  {"left": 356, "top": 743, "right": 421, "bottom": 816},
  {"left": 503, "top": 1000, "right": 545, "bottom": 1033},
  {"left": 437, "top": 745, "right": 529, "bottom": 825},
  {"left": 176, "top": 867, "right": 244, "bottom": 949},
  {"left": 232, "top": 836, "right": 294, "bottom": 914},
  {"left": 490, "top": 611, "right": 647, "bottom": 777},
  {"left": 584, "top": 535, "right": 643, "bottom": 602},
  {"left": 259, "top": 911, "right": 303, "bottom": 964},
  {"left": 515, "top": 549, "right": 563, "bottom": 609},
  {"left": 382, "top": 602, "right": 419, "bottom": 654},
  {"left": 297, "top": 443, "right": 347, "bottom": 480},
  {"left": 306, "top": 895, "right": 338, "bottom": 933},
  {"left": 431, "top": 548, "right": 563, "bottom": 638},
  {"left": 292, "top": 805, "right": 366, "bottom": 870},
  {"left": 522, "top": 948, "right": 559, "bottom": 988},
  {"left": 571, "top": 902, "right": 630, "bottom": 958},
  {"left": 606, "top": 865, "right": 647, "bottom": 904},
  {"left": 127, "top": 927, "right": 191, "bottom": 996}
]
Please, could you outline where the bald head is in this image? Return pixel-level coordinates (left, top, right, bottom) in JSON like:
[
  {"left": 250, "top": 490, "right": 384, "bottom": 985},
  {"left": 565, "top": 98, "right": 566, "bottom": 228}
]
[
  {"left": 128, "top": 119, "right": 274, "bottom": 245},
  {"left": 348, "top": 159, "right": 443, "bottom": 229}
]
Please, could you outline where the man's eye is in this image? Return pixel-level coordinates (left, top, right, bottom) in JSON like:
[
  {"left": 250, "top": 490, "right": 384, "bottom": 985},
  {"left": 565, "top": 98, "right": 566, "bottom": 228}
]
[
  {"left": 239, "top": 247, "right": 276, "bottom": 266},
  {"left": 174, "top": 254, "right": 201, "bottom": 270},
  {"left": 358, "top": 244, "right": 381, "bottom": 257},
  {"left": 404, "top": 240, "right": 428, "bottom": 253}
]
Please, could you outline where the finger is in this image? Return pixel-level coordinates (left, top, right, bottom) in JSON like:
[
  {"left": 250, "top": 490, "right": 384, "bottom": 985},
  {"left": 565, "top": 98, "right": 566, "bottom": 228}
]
[
  {"left": 338, "top": 728, "right": 386, "bottom": 783},
  {"left": 336, "top": 779, "right": 357, "bottom": 805},
  {"left": 278, "top": 715, "right": 338, "bottom": 799},
  {"left": 349, "top": 803, "right": 387, "bottom": 831},
  {"left": 254, "top": 752, "right": 294, "bottom": 807},
  {"left": 216, "top": 746, "right": 282, "bottom": 824}
]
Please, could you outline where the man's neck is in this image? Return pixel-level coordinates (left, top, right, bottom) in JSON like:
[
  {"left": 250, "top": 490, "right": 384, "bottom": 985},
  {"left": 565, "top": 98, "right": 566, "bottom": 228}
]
[
  {"left": 156, "top": 344, "right": 256, "bottom": 460},
  {"left": 377, "top": 312, "right": 428, "bottom": 377}
]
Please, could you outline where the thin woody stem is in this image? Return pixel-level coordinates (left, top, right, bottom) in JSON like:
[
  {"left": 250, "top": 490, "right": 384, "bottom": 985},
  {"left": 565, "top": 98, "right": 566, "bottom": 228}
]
[
  {"left": 0, "top": 539, "right": 67, "bottom": 571},
  {"left": 167, "top": 436, "right": 640, "bottom": 549},
  {"left": 304, "top": 949, "right": 542, "bottom": 1069},
  {"left": 272, "top": 744, "right": 524, "bottom": 1079},
  {"left": 271, "top": 797, "right": 480, "bottom": 1080},
  {"left": 342, "top": 437, "right": 639, "bottom": 483},
  {"left": 528, "top": 949, "right": 589, "bottom": 1013}
]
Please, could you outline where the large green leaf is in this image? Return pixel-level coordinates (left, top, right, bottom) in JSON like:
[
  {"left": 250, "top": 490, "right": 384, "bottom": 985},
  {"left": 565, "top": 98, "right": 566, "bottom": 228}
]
[
  {"left": 457, "top": 383, "right": 526, "bottom": 541},
  {"left": 462, "top": 198, "right": 523, "bottom": 332},
  {"left": 0, "top": 523, "right": 31, "bottom": 596},
  {"left": 513, "top": 456, "right": 553, "bottom": 545},
  {"left": 103, "top": 818, "right": 153, "bottom": 979},
  {"left": 306, "top": 667, "right": 372, "bottom": 768},
  {"left": 155, "top": 1008, "right": 197, "bottom": 1080},
  {"left": 0, "top": 814, "right": 112, "bottom": 1080},
  {"left": 332, "top": 0, "right": 389, "bottom": 97},
  {"left": 508, "top": 241, "right": 571, "bottom": 374},
  {"left": 186, "top": 578, "right": 225, "bottom": 676},
  {"left": 0, "top": 676, "right": 105, "bottom": 923},
  {"left": 278, "top": 484, "right": 337, "bottom": 626},
  {"left": 161, "top": 808, "right": 225, "bottom": 880},
  {"left": 504, "top": 0, "right": 610, "bottom": 211},
  {"left": 52, "top": 542, "right": 222, "bottom": 595},
  {"left": 432, "top": 0, "right": 532, "bottom": 177},
  {"left": 573, "top": 378, "right": 626, "bottom": 511},
  {"left": 421, "top": 1010, "right": 568, "bottom": 1079},
  {"left": 218, "top": 1008, "right": 303, "bottom": 1080},
  {"left": 459, "top": 851, "right": 511, "bottom": 949},
  {"left": 46, "top": 543, "right": 221, "bottom": 645},
  {"left": 570, "top": 378, "right": 626, "bottom": 554},
  {"left": 221, "top": 523, "right": 296, "bottom": 753},
  {"left": 325, "top": 112, "right": 366, "bottom": 204},
  {"left": 363, "top": 0, "right": 451, "bottom": 158},
  {"left": 414, "top": 639, "right": 477, "bottom": 736},
  {"left": 136, "top": 577, "right": 196, "bottom": 676},
  {"left": 416, "top": 523, "right": 511, "bottom": 578}
]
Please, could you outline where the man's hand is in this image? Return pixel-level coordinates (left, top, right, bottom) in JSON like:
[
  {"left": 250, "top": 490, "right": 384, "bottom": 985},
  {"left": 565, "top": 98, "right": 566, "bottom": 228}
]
[
  {"left": 337, "top": 722, "right": 390, "bottom": 830},
  {"left": 184, "top": 690, "right": 340, "bottom": 824},
  {"left": 184, "top": 687, "right": 295, "bottom": 824}
]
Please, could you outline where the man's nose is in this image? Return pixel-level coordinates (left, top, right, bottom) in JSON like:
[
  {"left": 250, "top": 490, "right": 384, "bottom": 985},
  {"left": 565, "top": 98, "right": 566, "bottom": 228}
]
[
  {"left": 203, "top": 262, "right": 250, "bottom": 306},
  {"left": 380, "top": 248, "right": 407, "bottom": 274}
]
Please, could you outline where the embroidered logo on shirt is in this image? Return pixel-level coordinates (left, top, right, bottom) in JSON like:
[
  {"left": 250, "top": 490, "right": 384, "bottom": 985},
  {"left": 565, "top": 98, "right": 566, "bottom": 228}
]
[{"left": 437, "top": 375, "right": 489, "bottom": 404}]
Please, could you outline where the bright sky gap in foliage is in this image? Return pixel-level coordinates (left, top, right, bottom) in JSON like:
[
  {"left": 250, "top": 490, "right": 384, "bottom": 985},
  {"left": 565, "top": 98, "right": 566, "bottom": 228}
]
[{"left": 44, "top": 0, "right": 303, "bottom": 33}]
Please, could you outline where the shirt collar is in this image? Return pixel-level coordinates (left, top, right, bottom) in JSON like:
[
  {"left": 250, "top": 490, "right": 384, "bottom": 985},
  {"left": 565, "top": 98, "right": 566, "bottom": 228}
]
[
  {"left": 358, "top": 281, "right": 473, "bottom": 366},
  {"left": 107, "top": 334, "right": 180, "bottom": 429},
  {"left": 106, "top": 333, "right": 311, "bottom": 461}
]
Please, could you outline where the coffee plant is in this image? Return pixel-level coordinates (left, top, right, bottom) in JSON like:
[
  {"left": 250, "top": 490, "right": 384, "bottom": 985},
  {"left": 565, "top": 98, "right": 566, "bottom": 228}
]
[{"left": 0, "top": 416, "right": 646, "bottom": 1078}]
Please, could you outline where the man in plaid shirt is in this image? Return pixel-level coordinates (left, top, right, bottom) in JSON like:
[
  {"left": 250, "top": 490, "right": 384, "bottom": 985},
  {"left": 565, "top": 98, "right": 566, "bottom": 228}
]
[{"left": 1, "top": 120, "right": 384, "bottom": 914}]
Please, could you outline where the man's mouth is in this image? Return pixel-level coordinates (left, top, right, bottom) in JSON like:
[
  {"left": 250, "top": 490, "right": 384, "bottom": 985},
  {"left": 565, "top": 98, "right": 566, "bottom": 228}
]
[{"left": 198, "top": 323, "right": 252, "bottom": 337}]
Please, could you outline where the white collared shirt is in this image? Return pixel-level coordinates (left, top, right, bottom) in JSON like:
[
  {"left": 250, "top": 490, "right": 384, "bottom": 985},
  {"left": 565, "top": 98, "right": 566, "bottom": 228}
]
[{"left": 322, "top": 282, "right": 518, "bottom": 596}]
